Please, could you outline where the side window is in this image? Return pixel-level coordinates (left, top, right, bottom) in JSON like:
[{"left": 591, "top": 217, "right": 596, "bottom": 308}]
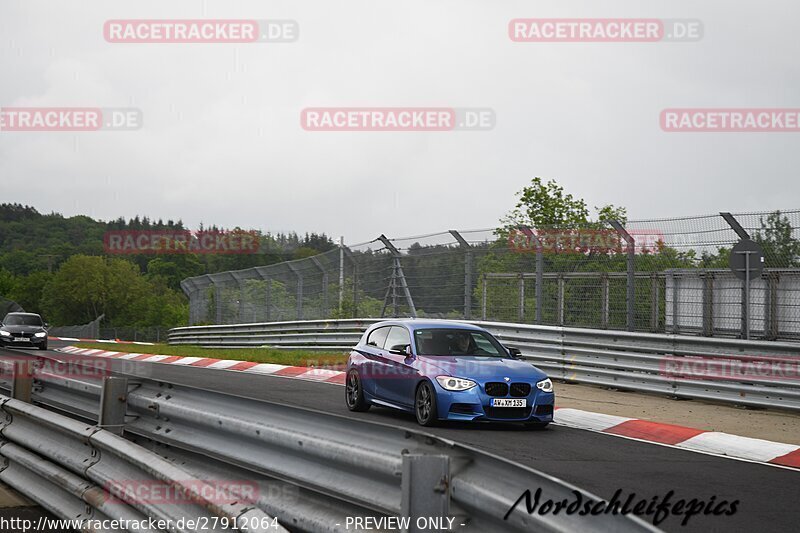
[
  {"left": 366, "top": 327, "right": 391, "bottom": 349},
  {"left": 385, "top": 326, "right": 412, "bottom": 353}
]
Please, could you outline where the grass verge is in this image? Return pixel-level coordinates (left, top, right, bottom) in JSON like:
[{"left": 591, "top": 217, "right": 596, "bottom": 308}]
[{"left": 72, "top": 342, "right": 348, "bottom": 368}]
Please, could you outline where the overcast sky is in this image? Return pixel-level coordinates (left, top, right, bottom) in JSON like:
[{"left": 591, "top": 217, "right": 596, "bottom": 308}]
[{"left": 1, "top": 1, "right": 798, "bottom": 244}]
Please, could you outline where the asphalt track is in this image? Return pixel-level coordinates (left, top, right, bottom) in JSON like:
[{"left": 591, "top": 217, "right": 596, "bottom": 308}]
[{"left": 2, "top": 341, "right": 798, "bottom": 533}]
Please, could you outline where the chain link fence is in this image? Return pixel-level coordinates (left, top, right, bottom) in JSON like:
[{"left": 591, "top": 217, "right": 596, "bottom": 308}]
[{"left": 181, "top": 209, "right": 800, "bottom": 341}]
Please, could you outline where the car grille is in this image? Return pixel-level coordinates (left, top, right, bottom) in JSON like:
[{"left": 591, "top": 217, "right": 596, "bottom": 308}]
[
  {"left": 484, "top": 382, "right": 508, "bottom": 397},
  {"left": 534, "top": 404, "right": 554, "bottom": 416},
  {"left": 13, "top": 333, "right": 34, "bottom": 339},
  {"left": 483, "top": 407, "right": 532, "bottom": 420},
  {"left": 510, "top": 383, "right": 531, "bottom": 397}
]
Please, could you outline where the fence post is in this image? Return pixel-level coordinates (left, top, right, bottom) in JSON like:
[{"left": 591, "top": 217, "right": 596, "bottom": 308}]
[
  {"left": 482, "top": 273, "right": 487, "bottom": 321},
  {"left": 378, "top": 235, "right": 417, "bottom": 317},
  {"left": 557, "top": 274, "right": 565, "bottom": 326},
  {"left": 311, "top": 256, "right": 329, "bottom": 318},
  {"left": 720, "top": 212, "right": 753, "bottom": 339},
  {"left": 339, "top": 237, "right": 345, "bottom": 315},
  {"left": 609, "top": 220, "right": 635, "bottom": 331},
  {"left": 214, "top": 283, "right": 223, "bottom": 324},
  {"left": 287, "top": 263, "right": 303, "bottom": 320},
  {"left": 237, "top": 276, "right": 246, "bottom": 323},
  {"left": 601, "top": 273, "right": 609, "bottom": 329},
  {"left": 671, "top": 271, "right": 679, "bottom": 333},
  {"left": 702, "top": 270, "right": 714, "bottom": 337},
  {"left": 449, "top": 230, "right": 472, "bottom": 319},
  {"left": 518, "top": 273, "right": 525, "bottom": 323},
  {"left": 650, "top": 272, "right": 659, "bottom": 332},
  {"left": 353, "top": 261, "right": 359, "bottom": 318},
  {"left": 265, "top": 278, "right": 271, "bottom": 322},
  {"left": 766, "top": 271, "right": 779, "bottom": 340}
]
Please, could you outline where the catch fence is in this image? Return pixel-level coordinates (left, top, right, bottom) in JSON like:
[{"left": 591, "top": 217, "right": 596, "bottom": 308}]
[{"left": 181, "top": 209, "right": 800, "bottom": 341}]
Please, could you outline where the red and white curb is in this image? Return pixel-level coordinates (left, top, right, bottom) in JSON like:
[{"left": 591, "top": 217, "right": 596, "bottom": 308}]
[
  {"left": 56, "top": 345, "right": 800, "bottom": 471},
  {"left": 555, "top": 408, "right": 800, "bottom": 470},
  {"left": 49, "top": 337, "right": 154, "bottom": 345},
  {"left": 57, "top": 346, "right": 345, "bottom": 384}
]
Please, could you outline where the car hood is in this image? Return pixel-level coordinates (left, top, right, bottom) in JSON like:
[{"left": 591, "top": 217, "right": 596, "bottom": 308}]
[
  {"left": 1, "top": 325, "right": 45, "bottom": 334},
  {"left": 414, "top": 355, "right": 547, "bottom": 381}
]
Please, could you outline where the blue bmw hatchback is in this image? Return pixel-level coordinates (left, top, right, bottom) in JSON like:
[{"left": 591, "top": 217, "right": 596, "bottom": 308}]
[{"left": 345, "top": 320, "right": 554, "bottom": 427}]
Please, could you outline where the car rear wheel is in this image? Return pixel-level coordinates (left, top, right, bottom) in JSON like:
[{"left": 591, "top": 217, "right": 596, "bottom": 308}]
[
  {"left": 345, "top": 370, "right": 370, "bottom": 412},
  {"left": 415, "top": 381, "right": 439, "bottom": 427}
]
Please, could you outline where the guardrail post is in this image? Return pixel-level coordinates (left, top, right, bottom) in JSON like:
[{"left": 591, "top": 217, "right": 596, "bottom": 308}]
[
  {"left": 11, "top": 360, "right": 33, "bottom": 402},
  {"left": 99, "top": 377, "right": 128, "bottom": 435},
  {"left": 449, "top": 230, "right": 472, "bottom": 320},
  {"left": 609, "top": 220, "right": 635, "bottom": 331},
  {"left": 401, "top": 454, "right": 450, "bottom": 533}
]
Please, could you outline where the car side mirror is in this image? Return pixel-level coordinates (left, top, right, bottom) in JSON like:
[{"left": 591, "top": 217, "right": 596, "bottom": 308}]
[
  {"left": 389, "top": 344, "right": 413, "bottom": 357},
  {"left": 44, "top": 323, "right": 49, "bottom": 329},
  {"left": 507, "top": 347, "right": 522, "bottom": 359}
]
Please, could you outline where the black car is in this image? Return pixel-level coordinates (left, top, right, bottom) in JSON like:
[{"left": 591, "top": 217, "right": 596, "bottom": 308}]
[{"left": 0, "top": 312, "right": 49, "bottom": 350}]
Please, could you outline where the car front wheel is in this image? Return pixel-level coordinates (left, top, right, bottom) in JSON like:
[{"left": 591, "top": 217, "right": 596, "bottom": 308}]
[
  {"left": 345, "top": 370, "right": 370, "bottom": 412},
  {"left": 415, "top": 381, "right": 439, "bottom": 427}
]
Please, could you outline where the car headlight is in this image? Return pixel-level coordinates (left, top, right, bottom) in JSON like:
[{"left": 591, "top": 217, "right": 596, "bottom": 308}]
[
  {"left": 536, "top": 378, "right": 554, "bottom": 393},
  {"left": 435, "top": 376, "right": 477, "bottom": 391},
  {"left": 34, "top": 332, "right": 47, "bottom": 338},
  {"left": 0, "top": 330, "right": 10, "bottom": 337}
]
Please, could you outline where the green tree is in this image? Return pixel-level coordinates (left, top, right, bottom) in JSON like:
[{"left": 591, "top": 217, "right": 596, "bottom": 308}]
[
  {"left": 501, "top": 177, "right": 627, "bottom": 229},
  {"left": 754, "top": 211, "right": 800, "bottom": 267}
]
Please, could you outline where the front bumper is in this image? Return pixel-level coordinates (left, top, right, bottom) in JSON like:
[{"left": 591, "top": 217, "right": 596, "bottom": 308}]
[
  {"left": 433, "top": 380, "right": 555, "bottom": 423},
  {"left": 0, "top": 335, "right": 47, "bottom": 347}
]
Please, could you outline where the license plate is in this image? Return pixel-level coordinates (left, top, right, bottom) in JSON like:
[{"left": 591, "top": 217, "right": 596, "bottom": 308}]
[
  {"left": 491, "top": 398, "right": 526, "bottom": 408},
  {"left": 12, "top": 337, "right": 27, "bottom": 342}
]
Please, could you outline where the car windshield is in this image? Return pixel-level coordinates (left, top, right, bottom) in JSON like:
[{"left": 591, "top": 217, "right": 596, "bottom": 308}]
[
  {"left": 414, "top": 328, "right": 507, "bottom": 357},
  {"left": 3, "top": 315, "right": 43, "bottom": 326}
]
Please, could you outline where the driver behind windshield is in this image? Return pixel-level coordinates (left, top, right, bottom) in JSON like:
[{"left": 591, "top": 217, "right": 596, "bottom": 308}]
[{"left": 449, "top": 332, "right": 475, "bottom": 355}]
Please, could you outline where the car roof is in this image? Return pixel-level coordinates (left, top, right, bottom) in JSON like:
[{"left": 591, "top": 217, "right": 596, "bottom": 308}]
[
  {"left": 368, "top": 319, "right": 485, "bottom": 332},
  {"left": 5, "top": 312, "right": 41, "bottom": 317}
]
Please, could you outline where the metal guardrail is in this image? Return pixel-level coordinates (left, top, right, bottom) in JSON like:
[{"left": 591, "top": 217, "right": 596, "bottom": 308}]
[
  {"left": 0, "top": 355, "right": 657, "bottom": 533},
  {"left": 0, "top": 392, "right": 280, "bottom": 533},
  {"left": 169, "top": 319, "right": 800, "bottom": 411}
]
